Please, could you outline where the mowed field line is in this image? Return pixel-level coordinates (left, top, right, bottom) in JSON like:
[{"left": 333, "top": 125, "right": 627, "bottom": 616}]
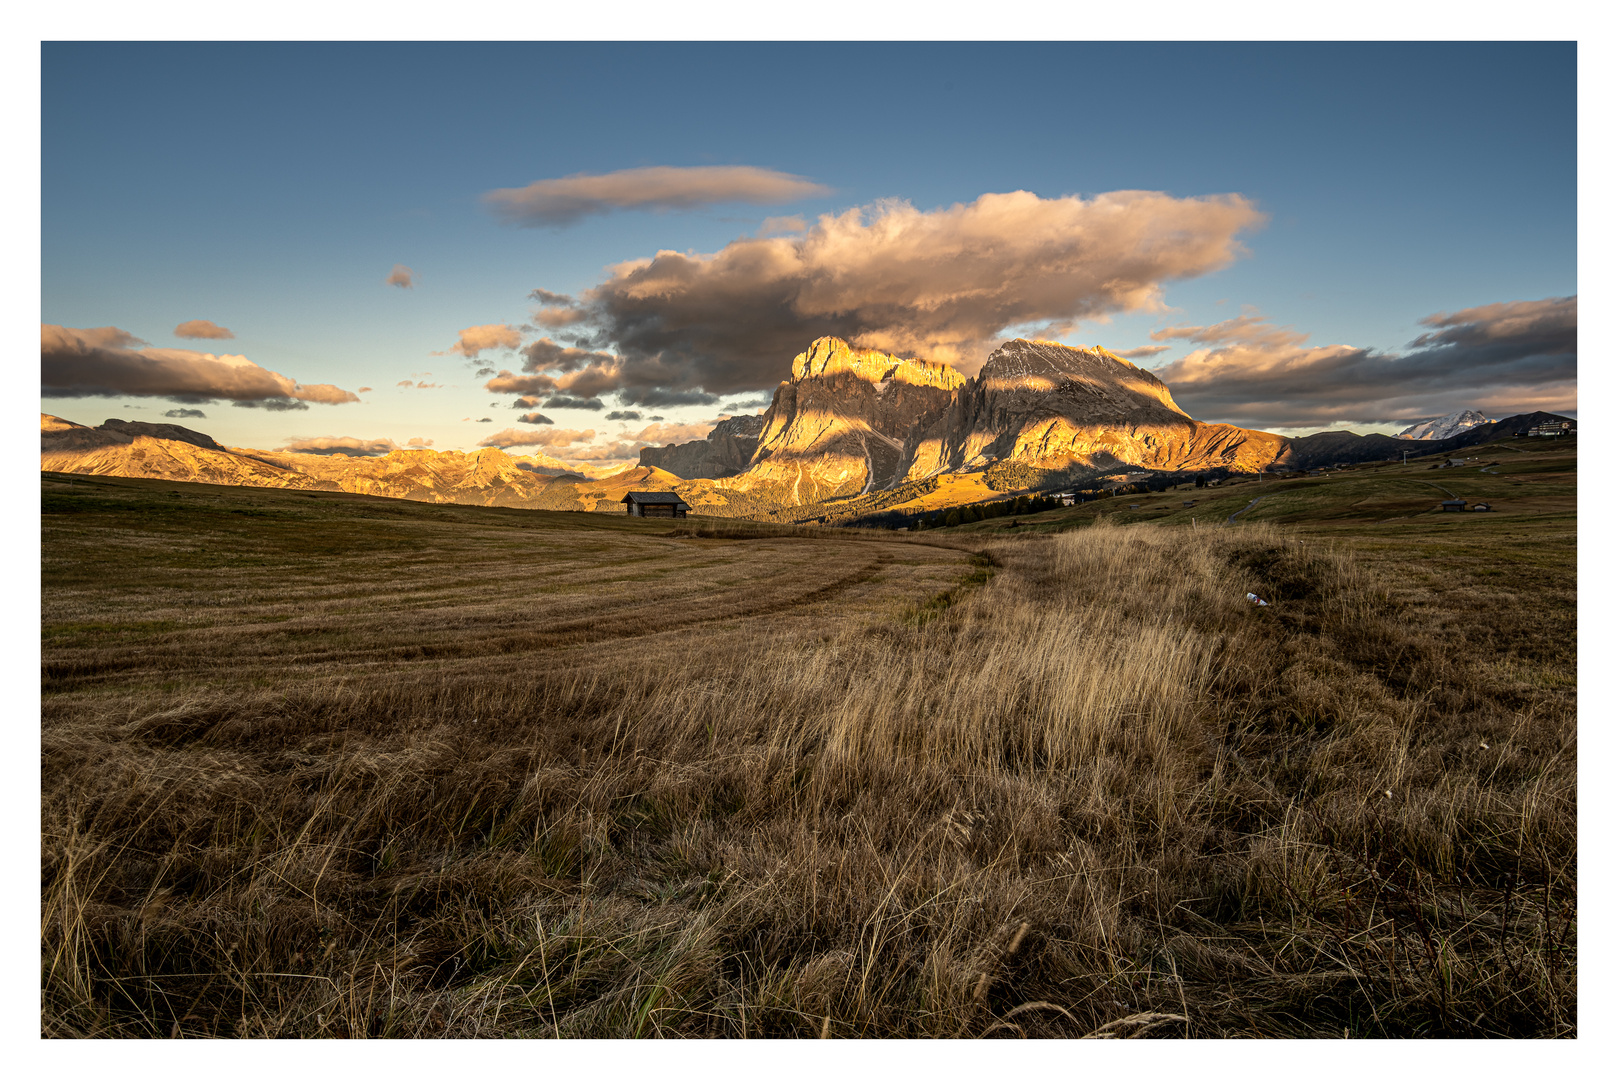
[{"left": 42, "top": 480, "right": 968, "bottom": 690}]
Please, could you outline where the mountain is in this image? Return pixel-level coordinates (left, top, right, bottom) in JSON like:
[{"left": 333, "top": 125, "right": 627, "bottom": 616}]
[
  {"left": 1396, "top": 410, "right": 1489, "bottom": 441},
  {"left": 638, "top": 414, "right": 764, "bottom": 479},
  {"left": 902, "top": 338, "right": 1285, "bottom": 481},
  {"left": 737, "top": 337, "right": 966, "bottom": 503},
  {"left": 1279, "top": 410, "right": 1573, "bottom": 469},
  {"left": 41, "top": 415, "right": 597, "bottom": 507},
  {"left": 700, "top": 337, "right": 1285, "bottom": 501}
]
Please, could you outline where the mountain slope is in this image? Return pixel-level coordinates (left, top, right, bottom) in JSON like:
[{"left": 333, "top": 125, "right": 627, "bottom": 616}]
[
  {"left": 638, "top": 414, "right": 764, "bottom": 479},
  {"left": 1396, "top": 409, "right": 1489, "bottom": 441}
]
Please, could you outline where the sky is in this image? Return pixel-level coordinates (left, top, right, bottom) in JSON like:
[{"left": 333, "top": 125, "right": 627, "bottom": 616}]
[{"left": 39, "top": 41, "right": 1578, "bottom": 466}]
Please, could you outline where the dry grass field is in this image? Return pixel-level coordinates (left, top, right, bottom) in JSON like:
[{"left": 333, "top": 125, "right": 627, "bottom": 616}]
[{"left": 40, "top": 458, "right": 1575, "bottom": 1038}]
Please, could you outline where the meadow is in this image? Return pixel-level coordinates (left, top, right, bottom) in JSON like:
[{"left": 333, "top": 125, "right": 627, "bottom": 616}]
[{"left": 40, "top": 440, "right": 1575, "bottom": 1038}]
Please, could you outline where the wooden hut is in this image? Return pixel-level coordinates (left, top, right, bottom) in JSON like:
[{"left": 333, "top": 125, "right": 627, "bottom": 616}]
[
  {"left": 622, "top": 491, "right": 691, "bottom": 519},
  {"left": 1440, "top": 499, "right": 1468, "bottom": 512}
]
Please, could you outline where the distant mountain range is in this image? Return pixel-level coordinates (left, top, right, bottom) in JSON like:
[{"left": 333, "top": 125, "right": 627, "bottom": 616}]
[
  {"left": 1396, "top": 410, "right": 1490, "bottom": 441},
  {"left": 40, "top": 337, "right": 1573, "bottom": 519}
]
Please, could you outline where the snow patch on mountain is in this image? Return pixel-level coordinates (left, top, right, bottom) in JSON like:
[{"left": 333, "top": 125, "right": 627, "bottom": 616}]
[{"left": 1396, "top": 410, "right": 1489, "bottom": 441}]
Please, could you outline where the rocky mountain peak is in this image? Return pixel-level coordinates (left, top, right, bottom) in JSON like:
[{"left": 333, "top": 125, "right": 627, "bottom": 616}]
[
  {"left": 1396, "top": 409, "right": 1489, "bottom": 441},
  {"left": 978, "top": 339, "right": 1190, "bottom": 419},
  {"left": 789, "top": 337, "right": 966, "bottom": 392}
]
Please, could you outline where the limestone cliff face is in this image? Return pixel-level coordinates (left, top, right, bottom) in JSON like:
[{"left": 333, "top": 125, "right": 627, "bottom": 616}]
[
  {"left": 738, "top": 337, "right": 965, "bottom": 500},
  {"left": 720, "top": 339, "right": 1285, "bottom": 495},
  {"left": 40, "top": 415, "right": 583, "bottom": 507},
  {"left": 638, "top": 414, "right": 764, "bottom": 479},
  {"left": 905, "top": 339, "right": 1284, "bottom": 479}
]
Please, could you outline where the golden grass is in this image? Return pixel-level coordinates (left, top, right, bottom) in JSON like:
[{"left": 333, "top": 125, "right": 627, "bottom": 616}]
[{"left": 41, "top": 480, "right": 1575, "bottom": 1037}]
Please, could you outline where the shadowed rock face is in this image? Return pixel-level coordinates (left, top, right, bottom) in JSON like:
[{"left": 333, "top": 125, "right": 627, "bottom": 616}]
[{"left": 638, "top": 414, "right": 764, "bottom": 479}]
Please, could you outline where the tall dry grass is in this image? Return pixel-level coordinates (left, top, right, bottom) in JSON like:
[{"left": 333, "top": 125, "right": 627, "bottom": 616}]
[{"left": 41, "top": 512, "right": 1575, "bottom": 1037}]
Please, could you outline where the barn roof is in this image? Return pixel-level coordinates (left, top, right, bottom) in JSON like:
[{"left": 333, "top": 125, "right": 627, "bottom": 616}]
[{"left": 622, "top": 491, "right": 690, "bottom": 507}]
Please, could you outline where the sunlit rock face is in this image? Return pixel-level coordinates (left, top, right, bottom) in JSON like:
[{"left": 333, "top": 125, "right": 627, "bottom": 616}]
[
  {"left": 717, "top": 338, "right": 1287, "bottom": 497},
  {"left": 739, "top": 337, "right": 964, "bottom": 499},
  {"left": 639, "top": 414, "right": 764, "bottom": 479},
  {"left": 39, "top": 414, "right": 597, "bottom": 506},
  {"left": 899, "top": 339, "right": 1286, "bottom": 481}
]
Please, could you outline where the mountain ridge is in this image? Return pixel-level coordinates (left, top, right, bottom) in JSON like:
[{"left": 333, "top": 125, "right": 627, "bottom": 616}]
[{"left": 41, "top": 336, "right": 1572, "bottom": 517}]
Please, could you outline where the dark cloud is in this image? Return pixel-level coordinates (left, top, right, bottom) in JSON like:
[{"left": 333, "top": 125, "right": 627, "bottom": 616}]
[
  {"left": 282, "top": 435, "right": 398, "bottom": 456},
  {"left": 163, "top": 408, "right": 207, "bottom": 419},
  {"left": 41, "top": 325, "right": 360, "bottom": 408},
  {"left": 173, "top": 319, "right": 234, "bottom": 340},
  {"left": 605, "top": 410, "right": 644, "bottom": 422},
  {"left": 507, "top": 190, "right": 1263, "bottom": 402},
  {"left": 482, "top": 165, "right": 831, "bottom": 227},
  {"left": 477, "top": 417, "right": 493, "bottom": 423},
  {"left": 541, "top": 395, "right": 606, "bottom": 411},
  {"left": 718, "top": 393, "right": 774, "bottom": 413},
  {"left": 518, "top": 412, "right": 554, "bottom": 425},
  {"left": 474, "top": 367, "right": 496, "bottom": 378},
  {"left": 233, "top": 399, "right": 310, "bottom": 411},
  {"left": 529, "top": 288, "right": 575, "bottom": 306},
  {"left": 487, "top": 372, "right": 558, "bottom": 398},
  {"left": 618, "top": 387, "right": 721, "bottom": 408},
  {"left": 1151, "top": 296, "right": 1576, "bottom": 429}
]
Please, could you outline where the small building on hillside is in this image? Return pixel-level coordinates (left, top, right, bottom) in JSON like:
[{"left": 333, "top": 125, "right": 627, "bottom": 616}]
[
  {"left": 1473, "top": 502, "right": 1493, "bottom": 512},
  {"left": 1440, "top": 499, "right": 1468, "bottom": 512},
  {"left": 622, "top": 491, "right": 691, "bottom": 518}
]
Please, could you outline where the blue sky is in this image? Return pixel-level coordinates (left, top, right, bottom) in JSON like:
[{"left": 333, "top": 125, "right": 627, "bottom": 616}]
[{"left": 41, "top": 41, "right": 1578, "bottom": 459}]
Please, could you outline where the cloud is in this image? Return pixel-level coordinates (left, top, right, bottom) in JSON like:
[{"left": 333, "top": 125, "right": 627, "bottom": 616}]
[
  {"left": 759, "top": 215, "right": 807, "bottom": 236},
  {"left": 174, "top": 319, "right": 234, "bottom": 340},
  {"left": 42, "top": 325, "right": 360, "bottom": 408},
  {"left": 357, "top": 386, "right": 373, "bottom": 393},
  {"left": 396, "top": 379, "right": 442, "bottom": 390},
  {"left": 477, "top": 417, "right": 493, "bottom": 423},
  {"left": 542, "top": 394, "right": 606, "bottom": 411},
  {"left": 1115, "top": 345, "right": 1171, "bottom": 360},
  {"left": 449, "top": 323, "right": 523, "bottom": 359},
  {"left": 163, "top": 408, "right": 206, "bottom": 419},
  {"left": 719, "top": 393, "right": 774, "bottom": 413},
  {"left": 385, "top": 264, "right": 416, "bottom": 289},
  {"left": 518, "top": 412, "right": 554, "bottom": 425},
  {"left": 529, "top": 288, "right": 574, "bottom": 306},
  {"left": 482, "top": 165, "right": 831, "bottom": 227},
  {"left": 1150, "top": 296, "right": 1576, "bottom": 429},
  {"left": 628, "top": 421, "right": 714, "bottom": 444},
  {"left": 282, "top": 435, "right": 399, "bottom": 457},
  {"left": 477, "top": 427, "right": 596, "bottom": 449},
  {"left": 406, "top": 437, "right": 433, "bottom": 448},
  {"left": 513, "top": 189, "right": 1263, "bottom": 402},
  {"left": 605, "top": 410, "right": 643, "bottom": 422}
]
